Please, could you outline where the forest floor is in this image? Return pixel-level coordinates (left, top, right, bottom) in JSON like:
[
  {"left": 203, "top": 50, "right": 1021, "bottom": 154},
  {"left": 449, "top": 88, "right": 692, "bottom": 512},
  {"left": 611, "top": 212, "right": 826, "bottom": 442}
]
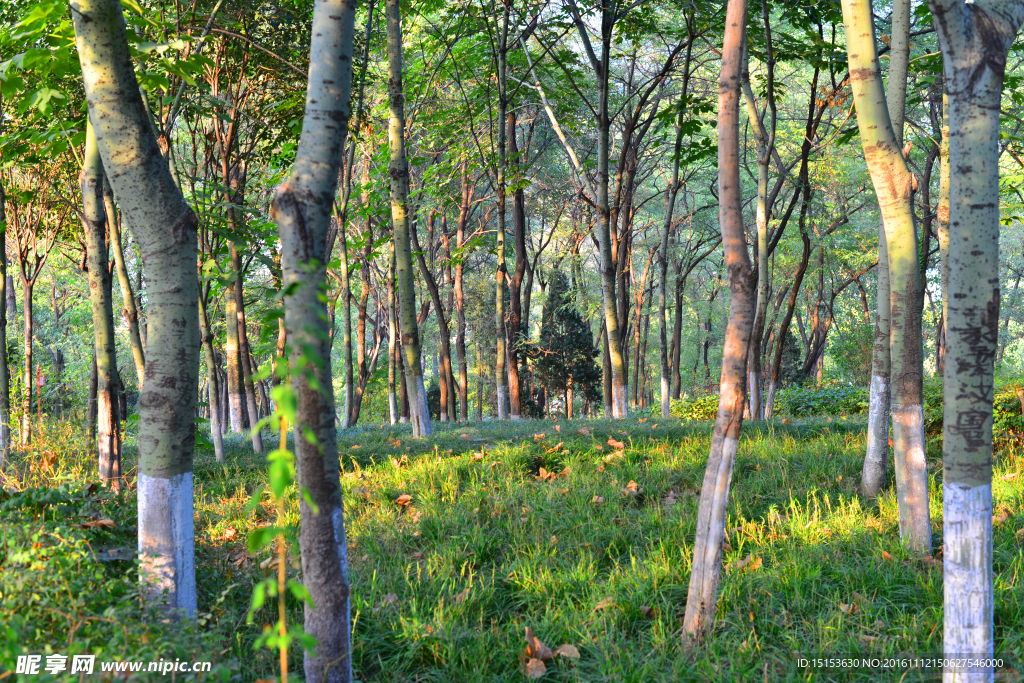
[{"left": 1, "top": 415, "right": 1023, "bottom": 682}]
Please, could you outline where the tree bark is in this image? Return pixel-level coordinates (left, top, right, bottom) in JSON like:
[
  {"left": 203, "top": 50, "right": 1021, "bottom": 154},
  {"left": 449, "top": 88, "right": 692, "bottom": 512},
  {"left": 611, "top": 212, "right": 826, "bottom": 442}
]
[
  {"left": 102, "top": 178, "right": 145, "bottom": 387},
  {"left": 507, "top": 112, "right": 527, "bottom": 419},
  {"left": 0, "top": 99, "right": 10, "bottom": 468},
  {"left": 268, "top": 0, "right": 357, "bottom": 678},
  {"left": 72, "top": 0, "right": 202, "bottom": 617},
  {"left": 82, "top": 122, "right": 122, "bottom": 492},
  {"left": 492, "top": 4, "right": 510, "bottom": 420},
  {"left": 198, "top": 291, "right": 224, "bottom": 463},
  {"left": 455, "top": 160, "right": 471, "bottom": 422},
  {"left": 659, "top": 21, "right": 692, "bottom": 418},
  {"left": 842, "top": 0, "right": 931, "bottom": 552},
  {"left": 682, "top": 0, "right": 757, "bottom": 639},
  {"left": 225, "top": 251, "right": 246, "bottom": 433},
  {"left": 386, "top": 0, "right": 431, "bottom": 437},
  {"left": 234, "top": 247, "right": 263, "bottom": 452},
  {"left": 927, "top": 0, "right": 1024, "bottom": 675}
]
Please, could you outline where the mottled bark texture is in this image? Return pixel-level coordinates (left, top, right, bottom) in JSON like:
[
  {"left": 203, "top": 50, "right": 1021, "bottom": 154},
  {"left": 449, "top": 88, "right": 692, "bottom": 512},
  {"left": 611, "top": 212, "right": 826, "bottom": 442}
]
[
  {"left": 198, "top": 292, "right": 224, "bottom": 462},
  {"left": 386, "top": 0, "right": 431, "bottom": 437},
  {"left": 927, "top": 0, "right": 1024, "bottom": 677},
  {"left": 681, "top": 0, "right": 757, "bottom": 639},
  {"left": 82, "top": 123, "right": 122, "bottom": 491},
  {"left": 72, "top": 0, "right": 201, "bottom": 616},
  {"left": 842, "top": 0, "right": 931, "bottom": 552},
  {"left": 268, "top": 0, "right": 357, "bottom": 679}
]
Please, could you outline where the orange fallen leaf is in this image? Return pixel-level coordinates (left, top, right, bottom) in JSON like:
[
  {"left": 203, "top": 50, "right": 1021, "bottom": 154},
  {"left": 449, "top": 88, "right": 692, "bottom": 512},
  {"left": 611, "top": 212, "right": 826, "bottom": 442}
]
[
  {"left": 592, "top": 495, "right": 604, "bottom": 505},
  {"left": 608, "top": 437, "right": 625, "bottom": 450},
  {"left": 638, "top": 418, "right": 647, "bottom": 423},
  {"left": 472, "top": 452, "right": 484, "bottom": 461},
  {"left": 544, "top": 442, "right": 564, "bottom": 454},
  {"left": 728, "top": 554, "right": 762, "bottom": 574},
  {"left": 220, "top": 527, "right": 238, "bottom": 541},
  {"left": 577, "top": 427, "right": 592, "bottom": 436},
  {"left": 524, "top": 627, "right": 553, "bottom": 661},
  {"left": 881, "top": 550, "right": 894, "bottom": 561},
  {"left": 555, "top": 425, "right": 561, "bottom": 433},
  {"left": 594, "top": 597, "right": 616, "bottom": 611},
  {"left": 396, "top": 494, "right": 412, "bottom": 507},
  {"left": 350, "top": 444, "right": 360, "bottom": 449},
  {"left": 460, "top": 433, "right": 469, "bottom": 439},
  {"left": 82, "top": 519, "right": 116, "bottom": 529},
  {"left": 533, "top": 433, "right": 546, "bottom": 441},
  {"left": 1001, "top": 472, "right": 1019, "bottom": 480}
]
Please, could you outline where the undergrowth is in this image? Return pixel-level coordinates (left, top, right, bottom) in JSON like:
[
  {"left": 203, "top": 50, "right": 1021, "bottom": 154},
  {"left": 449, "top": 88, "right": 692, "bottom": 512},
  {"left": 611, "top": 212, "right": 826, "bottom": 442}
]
[{"left": 1, "top": 415, "right": 1022, "bottom": 681}]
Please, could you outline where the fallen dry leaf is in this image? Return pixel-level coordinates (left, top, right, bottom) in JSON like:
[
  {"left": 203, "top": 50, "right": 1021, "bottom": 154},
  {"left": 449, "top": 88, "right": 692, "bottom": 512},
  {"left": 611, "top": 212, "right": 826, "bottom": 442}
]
[
  {"left": 220, "top": 527, "right": 238, "bottom": 541},
  {"left": 728, "top": 555, "right": 762, "bottom": 574},
  {"left": 522, "top": 658, "right": 546, "bottom": 679},
  {"left": 1002, "top": 472, "right": 1019, "bottom": 481},
  {"left": 455, "top": 588, "right": 470, "bottom": 604},
  {"left": 533, "top": 433, "right": 546, "bottom": 441},
  {"left": 921, "top": 555, "right": 942, "bottom": 569},
  {"left": 782, "top": 418, "right": 792, "bottom": 425},
  {"left": 554, "top": 644, "right": 580, "bottom": 660},
  {"left": 608, "top": 437, "right": 625, "bottom": 449},
  {"left": 594, "top": 597, "right": 616, "bottom": 611},
  {"left": 638, "top": 418, "right": 647, "bottom": 423},
  {"left": 639, "top": 605, "right": 654, "bottom": 618},
  {"left": 838, "top": 601, "right": 858, "bottom": 615},
  {"left": 396, "top": 494, "right": 412, "bottom": 507},
  {"left": 82, "top": 519, "right": 116, "bottom": 529},
  {"left": 460, "top": 433, "right": 469, "bottom": 439},
  {"left": 544, "top": 442, "right": 564, "bottom": 454},
  {"left": 662, "top": 491, "right": 678, "bottom": 507},
  {"left": 881, "top": 550, "right": 894, "bottom": 561},
  {"left": 592, "top": 495, "right": 604, "bottom": 505},
  {"left": 524, "top": 627, "right": 553, "bottom": 661},
  {"left": 472, "top": 452, "right": 484, "bottom": 461},
  {"left": 623, "top": 480, "right": 642, "bottom": 496},
  {"left": 994, "top": 505, "right": 1012, "bottom": 525},
  {"left": 350, "top": 444, "right": 360, "bottom": 449},
  {"left": 555, "top": 425, "right": 561, "bottom": 433},
  {"left": 577, "top": 427, "right": 592, "bottom": 436}
]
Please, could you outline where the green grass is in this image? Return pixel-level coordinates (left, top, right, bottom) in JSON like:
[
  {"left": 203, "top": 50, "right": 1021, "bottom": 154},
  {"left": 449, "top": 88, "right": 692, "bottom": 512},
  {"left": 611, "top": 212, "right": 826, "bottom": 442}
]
[{"left": 2, "top": 416, "right": 1023, "bottom": 681}]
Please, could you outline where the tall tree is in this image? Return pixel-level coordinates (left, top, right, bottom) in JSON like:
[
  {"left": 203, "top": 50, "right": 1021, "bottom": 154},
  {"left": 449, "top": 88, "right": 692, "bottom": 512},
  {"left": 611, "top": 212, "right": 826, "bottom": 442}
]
[
  {"left": 72, "top": 0, "right": 202, "bottom": 615},
  {"left": 269, "top": 0, "right": 358, "bottom": 679},
  {"left": 928, "top": 0, "right": 1024, "bottom": 675},
  {"left": 81, "top": 122, "right": 122, "bottom": 491},
  {"left": 682, "top": 0, "right": 757, "bottom": 638},
  {"left": 842, "top": 0, "right": 931, "bottom": 553},
  {"left": 0, "top": 92, "right": 10, "bottom": 468},
  {"left": 386, "top": 0, "right": 431, "bottom": 437}
]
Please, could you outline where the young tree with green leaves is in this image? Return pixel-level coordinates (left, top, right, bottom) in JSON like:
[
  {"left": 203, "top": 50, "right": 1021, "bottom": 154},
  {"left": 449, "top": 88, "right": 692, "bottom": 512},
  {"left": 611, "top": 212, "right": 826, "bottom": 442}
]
[
  {"left": 269, "top": 0, "right": 359, "bottom": 677},
  {"left": 534, "top": 270, "right": 601, "bottom": 418}
]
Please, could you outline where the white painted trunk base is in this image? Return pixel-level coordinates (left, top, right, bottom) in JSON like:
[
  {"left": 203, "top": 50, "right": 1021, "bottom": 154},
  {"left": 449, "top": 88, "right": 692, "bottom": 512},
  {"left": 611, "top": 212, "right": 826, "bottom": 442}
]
[
  {"left": 388, "top": 391, "right": 397, "bottom": 424},
  {"left": 944, "top": 482, "right": 993, "bottom": 683},
  {"left": 893, "top": 403, "right": 931, "bottom": 552},
  {"left": 862, "top": 374, "right": 890, "bottom": 496},
  {"left": 411, "top": 375, "right": 432, "bottom": 438},
  {"left": 660, "top": 376, "right": 670, "bottom": 419},
  {"left": 138, "top": 472, "right": 196, "bottom": 617}
]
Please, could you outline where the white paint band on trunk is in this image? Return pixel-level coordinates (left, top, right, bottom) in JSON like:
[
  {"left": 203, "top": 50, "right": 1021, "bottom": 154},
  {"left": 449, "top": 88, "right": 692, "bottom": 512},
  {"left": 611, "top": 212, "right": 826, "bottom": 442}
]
[
  {"left": 138, "top": 471, "right": 196, "bottom": 618},
  {"left": 943, "top": 482, "right": 993, "bottom": 683}
]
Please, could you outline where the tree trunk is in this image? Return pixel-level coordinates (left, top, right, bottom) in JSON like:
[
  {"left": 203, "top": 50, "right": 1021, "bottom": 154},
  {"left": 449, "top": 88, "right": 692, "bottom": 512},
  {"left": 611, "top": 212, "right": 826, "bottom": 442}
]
[
  {"left": 507, "top": 112, "right": 527, "bottom": 419},
  {"left": 198, "top": 292, "right": 224, "bottom": 463},
  {"left": 842, "top": 0, "right": 931, "bottom": 552},
  {"left": 0, "top": 125, "right": 10, "bottom": 468},
  {"left": 741, "top": 11, "right": 775, "bottom": 421},
  {"left": 87, "top": 350, "right": 97, "bottom": 441},
  {"left": 224, "top": 251, "right": 246, "bottom": 433},
  {"left": 82, "top": 122, "right": 122, "bottom": 491},
  {"left": 928, "top": 0, "right": 1024, "bottom": 675},
  {"left": 455, "top": 161, "right": 471, "bottom": 422},
  {"left": 234, "top": 249, "right": 262, "bottom": 452},
  {"left": 268, "top": 0, "right": 357, "bottom": 677},
  {"left": 658, "top": 31, "right": 692, "bottom": 417},
  {"left": 682, "top": 0, "right": 758, "bottom": 638},
  {"left": 386, "top": 0, "right": 431, "bottom": 438},
  {"left": 102, "top": 177, "right": 145, "bottom": 387},
  {"left": 73, "top": 0, "right": 202, "bottom": 617},
  {"left": 936, "top": 94, "right": 949, "bottom": 378},
  {"left": 21, "top": 283, "right": 32, "bottom": 445},
  {"left": 411, "top": 216, "right": 455, "bottom": 425}
]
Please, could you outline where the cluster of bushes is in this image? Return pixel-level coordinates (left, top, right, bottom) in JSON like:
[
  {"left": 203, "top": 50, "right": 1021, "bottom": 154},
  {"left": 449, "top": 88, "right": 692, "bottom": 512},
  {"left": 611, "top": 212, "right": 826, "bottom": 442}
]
[{"left": 658, "top": 379, "right": 1024, "bottom": 434}]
